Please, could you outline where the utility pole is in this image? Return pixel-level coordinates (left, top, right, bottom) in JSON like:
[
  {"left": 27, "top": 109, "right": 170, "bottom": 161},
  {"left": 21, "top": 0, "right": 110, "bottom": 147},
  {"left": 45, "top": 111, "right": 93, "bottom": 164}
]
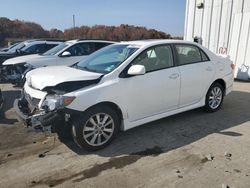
[{"left": 73, "top": 14, "right": 76, "bottom": 38}]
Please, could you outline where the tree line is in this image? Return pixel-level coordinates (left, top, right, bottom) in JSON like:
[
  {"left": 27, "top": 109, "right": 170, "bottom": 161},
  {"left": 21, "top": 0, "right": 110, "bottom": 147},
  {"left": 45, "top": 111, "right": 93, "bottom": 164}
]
[{"left": 0, "top": 17, "right": 174, "bottom": 46}]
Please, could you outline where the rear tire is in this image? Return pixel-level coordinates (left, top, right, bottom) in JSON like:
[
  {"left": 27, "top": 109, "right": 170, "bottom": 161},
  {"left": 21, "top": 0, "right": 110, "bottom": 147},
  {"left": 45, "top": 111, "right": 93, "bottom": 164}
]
[
  {"left": 204, "top": 82, "right": 224, "bottom": 112},
  {"left": 71, "top": 105, "right": 120, "bottom": 151}
]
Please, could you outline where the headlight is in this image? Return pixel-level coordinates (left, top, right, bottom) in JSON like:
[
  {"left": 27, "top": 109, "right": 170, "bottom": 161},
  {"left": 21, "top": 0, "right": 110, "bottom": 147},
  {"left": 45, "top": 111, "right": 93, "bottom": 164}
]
[{"left": 42, "top": 95, "right": 76, "bottom": 111}]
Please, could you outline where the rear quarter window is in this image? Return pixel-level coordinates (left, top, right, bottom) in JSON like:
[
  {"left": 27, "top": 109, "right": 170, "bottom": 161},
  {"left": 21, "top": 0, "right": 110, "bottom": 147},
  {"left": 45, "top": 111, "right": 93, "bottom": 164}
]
[{"left": 200, "top": 50, "right": 209, "bottom": 61}]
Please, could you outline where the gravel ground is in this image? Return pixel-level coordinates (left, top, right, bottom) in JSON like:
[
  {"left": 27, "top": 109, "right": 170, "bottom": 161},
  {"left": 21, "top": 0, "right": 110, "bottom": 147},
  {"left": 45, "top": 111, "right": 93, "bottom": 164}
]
[{"left": 0, "top": 81, "right": 250, "bottom": 188}]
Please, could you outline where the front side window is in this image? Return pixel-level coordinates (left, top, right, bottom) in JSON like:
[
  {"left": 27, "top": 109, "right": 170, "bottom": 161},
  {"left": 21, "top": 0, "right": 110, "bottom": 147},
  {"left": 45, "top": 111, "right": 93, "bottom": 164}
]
[
  {"left": 76, "top": 44, "right": 138, "bottom": 73},
  {"left": 66, "top": 43, "right": 95, "bottom": 56},
  {"left": 43, "top": 43, "right": 69, "bottom": 56},
  {"left": 132, "top": 45, "right": 174, "bottom": 72},
  {"left": 175, "top": 45, "right": 202, "bottom": 65},
  {"left": 22, "top": 44, "right": 46, "bottom": 53}
]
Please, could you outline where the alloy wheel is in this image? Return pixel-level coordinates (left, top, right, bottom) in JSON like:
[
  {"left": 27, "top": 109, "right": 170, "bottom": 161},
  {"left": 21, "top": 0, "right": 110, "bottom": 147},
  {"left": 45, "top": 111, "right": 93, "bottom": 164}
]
[
  {"left": 208, "top": 86, "right": 223, "bottom": 110},
  {"left": 83, "top": 113, "right": 115, "bottom": 146}
]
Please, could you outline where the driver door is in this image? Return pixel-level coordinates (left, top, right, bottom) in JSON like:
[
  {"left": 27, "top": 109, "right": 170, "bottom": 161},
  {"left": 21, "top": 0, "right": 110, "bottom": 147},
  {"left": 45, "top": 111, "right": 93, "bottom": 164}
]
[{"left": 120, "top": 45, "right": 180, "bottom": 122}]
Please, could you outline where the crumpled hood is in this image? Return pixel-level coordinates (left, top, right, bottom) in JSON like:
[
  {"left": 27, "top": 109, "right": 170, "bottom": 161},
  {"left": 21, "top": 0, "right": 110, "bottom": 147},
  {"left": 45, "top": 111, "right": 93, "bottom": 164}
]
[
  {"left": 3, "top": 54, "right": 45, "bottom": 65},
  {"left": 26, "top": 66, "right": 103, "bottom": 90}
]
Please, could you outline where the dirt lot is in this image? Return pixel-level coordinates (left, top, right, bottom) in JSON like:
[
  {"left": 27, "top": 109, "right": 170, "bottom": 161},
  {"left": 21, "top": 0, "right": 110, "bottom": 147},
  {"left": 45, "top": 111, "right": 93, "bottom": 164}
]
[{"left": 0, "top": 81, "right": 250, "bottom": 188}]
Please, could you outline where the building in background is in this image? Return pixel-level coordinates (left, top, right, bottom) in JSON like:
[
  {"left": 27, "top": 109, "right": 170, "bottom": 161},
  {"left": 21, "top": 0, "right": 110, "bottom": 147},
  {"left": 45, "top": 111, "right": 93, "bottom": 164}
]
[{"left": 184, "top": 0, "right": 250, "bottom": 80}]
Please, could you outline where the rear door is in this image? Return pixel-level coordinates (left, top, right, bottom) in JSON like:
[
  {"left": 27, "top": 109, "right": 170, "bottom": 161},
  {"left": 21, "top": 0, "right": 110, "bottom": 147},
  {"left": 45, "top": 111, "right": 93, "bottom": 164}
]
[{"left": 174, "top": 44, "right": 215, "bottom": 107}]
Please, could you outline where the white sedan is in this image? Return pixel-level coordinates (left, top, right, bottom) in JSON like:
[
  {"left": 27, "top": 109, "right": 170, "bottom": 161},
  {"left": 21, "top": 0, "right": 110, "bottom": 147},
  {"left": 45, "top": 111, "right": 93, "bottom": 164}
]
[{"left": 15, "top": 40, "right": 234, "bottom": 150}]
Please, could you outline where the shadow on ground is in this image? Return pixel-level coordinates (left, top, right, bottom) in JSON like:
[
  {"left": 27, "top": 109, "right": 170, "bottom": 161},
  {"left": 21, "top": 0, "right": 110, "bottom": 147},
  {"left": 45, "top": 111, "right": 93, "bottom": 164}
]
[
  {"left": 58, "top": 90, "right": 250, "bottom": 157},
  {"left": 1, "top": 85, "right": 249, "bottom": 159}
]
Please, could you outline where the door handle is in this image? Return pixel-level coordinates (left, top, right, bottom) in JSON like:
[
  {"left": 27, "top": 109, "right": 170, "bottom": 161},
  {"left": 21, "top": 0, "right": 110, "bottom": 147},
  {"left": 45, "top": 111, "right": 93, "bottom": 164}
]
[
  {"left": 169, "top": 73, "right": 179, "bottom": 79},
  {"left": 206, "top": 66, "right": 213, "bottom": 71}
]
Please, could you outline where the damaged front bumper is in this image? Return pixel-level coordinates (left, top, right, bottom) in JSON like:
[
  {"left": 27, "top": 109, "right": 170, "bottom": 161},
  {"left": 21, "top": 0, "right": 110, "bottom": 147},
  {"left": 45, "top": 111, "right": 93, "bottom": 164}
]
[
  {"left": 14, "top": 83, "right": 80, "bottom": 133},
  {"left": 14, "top": 98, "right": 63, "bottom": 132}
]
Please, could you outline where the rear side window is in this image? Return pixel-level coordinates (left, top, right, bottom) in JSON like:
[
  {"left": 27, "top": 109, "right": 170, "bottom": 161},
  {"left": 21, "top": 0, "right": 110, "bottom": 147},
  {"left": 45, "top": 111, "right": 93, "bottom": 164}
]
[
  {"left": 45, "top": 44, "right": 58, "bottom": 51},
  {"left": 175, "top": 45, "right": 202, "bottom": 65},
  {"left": 94, "top": 42, "right": 112, "bottom": 51},
  {"left": 24, "top": 44, "right": 46, "bottom": 53}
]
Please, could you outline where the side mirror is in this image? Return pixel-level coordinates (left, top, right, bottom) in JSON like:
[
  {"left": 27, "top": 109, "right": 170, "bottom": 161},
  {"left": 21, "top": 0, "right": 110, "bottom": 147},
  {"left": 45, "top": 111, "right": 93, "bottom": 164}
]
[
  {"left": 16, "top": 49, "right": 21, "bottom": 54},
  {"left": 61, "top": 51, "right": 71, "bottom": 57},
  {"left": 127, "top": 65, "right": 146, "bottom": 76}
]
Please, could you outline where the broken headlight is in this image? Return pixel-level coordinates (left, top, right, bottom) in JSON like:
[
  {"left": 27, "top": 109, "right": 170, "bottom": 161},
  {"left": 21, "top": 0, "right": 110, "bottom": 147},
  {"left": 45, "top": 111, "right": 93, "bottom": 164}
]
[{"left": 42, "top": 95, "right": 76, "bottom": 111}]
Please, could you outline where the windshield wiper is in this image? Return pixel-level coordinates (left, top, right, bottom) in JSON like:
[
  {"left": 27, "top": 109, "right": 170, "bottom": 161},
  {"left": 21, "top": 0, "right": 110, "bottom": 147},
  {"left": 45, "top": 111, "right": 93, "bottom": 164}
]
[
  {"left": 82, "top": 66, "right": 98, "bottom": 72},
  {"left": 73, "top": 64, "right": 96, "bottom": 72}
]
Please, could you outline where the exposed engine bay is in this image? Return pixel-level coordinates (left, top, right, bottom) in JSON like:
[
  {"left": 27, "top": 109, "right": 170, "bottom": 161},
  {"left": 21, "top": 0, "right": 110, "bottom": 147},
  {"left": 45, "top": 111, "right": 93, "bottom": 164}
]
[{"left": 0, "top": 63, "right": 32, "bottom": 84}]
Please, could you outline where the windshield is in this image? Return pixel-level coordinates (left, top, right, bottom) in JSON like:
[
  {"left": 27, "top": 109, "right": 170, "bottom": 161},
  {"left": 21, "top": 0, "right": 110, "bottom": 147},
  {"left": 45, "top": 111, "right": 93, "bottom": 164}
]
[
  {"left": 76, "top": 44, "right": 138, "bottom": 74},
  {"left": 7, "top": 42, "right": 19, "bottom": 50},
  {"left": 7, "top": 42, "right": 26, "bottom": 53},
  {"left": 42, "top": 43, "right": 69, "bottom": 56}
]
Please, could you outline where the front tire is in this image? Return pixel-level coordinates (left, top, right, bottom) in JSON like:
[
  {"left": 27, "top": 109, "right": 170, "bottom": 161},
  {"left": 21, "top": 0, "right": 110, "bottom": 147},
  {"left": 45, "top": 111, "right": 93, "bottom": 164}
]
[
  {"left": 71, "top": 105, "right": 120, "bottom": 151},
  {"left": 204, "top": 82, "right": 224, "bottom": 112}
]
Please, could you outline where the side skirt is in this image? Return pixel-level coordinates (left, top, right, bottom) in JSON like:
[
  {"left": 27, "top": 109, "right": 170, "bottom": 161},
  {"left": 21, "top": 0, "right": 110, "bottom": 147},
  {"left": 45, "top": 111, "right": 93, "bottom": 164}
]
[{"left": 122, "top": 100, "right": 205, "bottom": 131}]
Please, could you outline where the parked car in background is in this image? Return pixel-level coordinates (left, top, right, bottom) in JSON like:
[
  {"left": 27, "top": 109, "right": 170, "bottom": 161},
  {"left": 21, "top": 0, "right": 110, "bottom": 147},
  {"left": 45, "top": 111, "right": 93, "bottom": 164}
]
[
  {"left": 2, "top": 40, "right": 115, "bottom": 84},
  {"left": 14, "top": 40, "right": 234, "bottom": 150},
  {"left": 0, "top": 39, "right": 63, "bottom": 82},
  {"left": 0, "top": 39, "right": 63, "bottom": 63},
  {"left": 0, "top": 42, "right": 20, "bottom": 52}
]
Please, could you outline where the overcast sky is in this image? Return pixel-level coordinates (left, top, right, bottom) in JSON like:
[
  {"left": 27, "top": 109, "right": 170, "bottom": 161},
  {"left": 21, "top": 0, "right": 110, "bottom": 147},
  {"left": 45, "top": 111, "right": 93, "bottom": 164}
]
[{"left": 0, "top": 0, "right": 186, "bottom": 36}]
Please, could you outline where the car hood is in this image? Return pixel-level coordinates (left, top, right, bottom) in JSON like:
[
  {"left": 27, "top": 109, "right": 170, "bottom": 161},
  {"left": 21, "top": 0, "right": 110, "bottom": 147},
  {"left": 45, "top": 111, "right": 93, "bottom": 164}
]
[
  {"left": 26, "top": 66, "right": 103, "bottom": 90},
  {"left": 3, "top": 54, "right": 43, "bottom": 65}
]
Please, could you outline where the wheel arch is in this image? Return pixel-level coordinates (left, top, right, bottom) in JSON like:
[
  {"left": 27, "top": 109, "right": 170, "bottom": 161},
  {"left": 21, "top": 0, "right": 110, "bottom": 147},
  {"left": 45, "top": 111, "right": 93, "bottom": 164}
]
[
  {"left": 71, "top": 101, "right": 123, "bottom": 150},
  {"left": 211, "top": 79, "right": 226, "bottom": 95},
  {"left": 85, "top": 101, "right": 124, "bottom": 122}
]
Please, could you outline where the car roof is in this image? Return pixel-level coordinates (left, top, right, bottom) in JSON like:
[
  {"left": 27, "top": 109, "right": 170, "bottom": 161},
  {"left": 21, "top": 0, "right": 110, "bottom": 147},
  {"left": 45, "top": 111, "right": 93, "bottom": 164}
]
[
  {"left": 23, "top": 40, "right": 63, "bottom": 46},
  {"left": 65, "top": 39, "right": 117, "bottom": 45},
  {"left": 25, "top": 39, "right": 65, "bottom": 42},
  {"left": 120, "top": 39, "right": 198, "bottom": 47}
]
